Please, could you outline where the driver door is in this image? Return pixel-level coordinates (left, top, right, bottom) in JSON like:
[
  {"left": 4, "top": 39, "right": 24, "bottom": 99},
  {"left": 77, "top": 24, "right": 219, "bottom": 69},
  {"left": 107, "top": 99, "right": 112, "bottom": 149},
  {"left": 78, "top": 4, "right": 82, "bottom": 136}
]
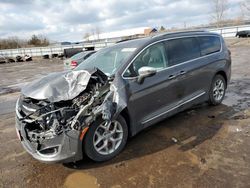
[{"left": 123, "top": 42, "right": 185, "bottom": 129}]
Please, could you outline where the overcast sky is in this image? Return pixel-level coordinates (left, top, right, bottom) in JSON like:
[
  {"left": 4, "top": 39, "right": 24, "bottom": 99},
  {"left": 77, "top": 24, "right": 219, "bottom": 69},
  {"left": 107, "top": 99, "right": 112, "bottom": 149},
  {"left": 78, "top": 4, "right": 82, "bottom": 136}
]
[{"left": 0, "top": 0, "right": 243, "bottom": 42}]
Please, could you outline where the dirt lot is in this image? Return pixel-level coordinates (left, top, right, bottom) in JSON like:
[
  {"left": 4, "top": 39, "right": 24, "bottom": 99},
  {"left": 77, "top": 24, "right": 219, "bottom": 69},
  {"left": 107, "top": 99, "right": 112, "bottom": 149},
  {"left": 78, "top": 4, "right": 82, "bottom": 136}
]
[{"left": 0, "top": 39, "right": 250, "bottom": 188}]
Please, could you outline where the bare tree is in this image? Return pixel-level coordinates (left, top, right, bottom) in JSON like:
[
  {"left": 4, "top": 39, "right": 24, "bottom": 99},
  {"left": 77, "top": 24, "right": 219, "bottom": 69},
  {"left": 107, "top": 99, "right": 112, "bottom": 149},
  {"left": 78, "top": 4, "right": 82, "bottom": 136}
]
[
  {"left": 95, "top": 27, "right": 101, "bottom": 41},
  {"left": 211, "top": 0, "right": 229, "bottom": 27},
  {"left": 28, "top": 35, "right": 49, "bottom": 46},
  {"left": 85, "top": 27, "right": 102, "bottom": 41},
  {"left": 241, "top": 0, "right": 250, "bottom": 18},
  {"left": 159, "top": 26, "right": 166, "bottom": 32},
  {"left": 0, "top": 36, "right": 27, "bottom": 49},
  {"left": 83, "top": 33, "right": 90, "bottom": 41}
]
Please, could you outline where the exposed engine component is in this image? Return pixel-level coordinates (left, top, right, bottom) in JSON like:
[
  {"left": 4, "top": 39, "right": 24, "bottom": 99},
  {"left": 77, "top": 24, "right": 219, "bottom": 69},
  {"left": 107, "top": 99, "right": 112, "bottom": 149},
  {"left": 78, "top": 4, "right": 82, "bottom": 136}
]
[{"left": 16, "top": 69, "right": 116, "bottom": 147}]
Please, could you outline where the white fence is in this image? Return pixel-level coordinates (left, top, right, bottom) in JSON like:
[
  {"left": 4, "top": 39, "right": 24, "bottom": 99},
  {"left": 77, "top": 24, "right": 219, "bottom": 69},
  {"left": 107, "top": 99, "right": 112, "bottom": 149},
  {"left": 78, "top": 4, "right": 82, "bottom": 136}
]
[
  {"left": 0, "top": 41, "right": 115, "bottom": 58},
  {"left": 208, "top": 24, "right": 250, "bottom": 37},
  {"left": 0, "top": 24, "right": 249, "bottom": 58}
]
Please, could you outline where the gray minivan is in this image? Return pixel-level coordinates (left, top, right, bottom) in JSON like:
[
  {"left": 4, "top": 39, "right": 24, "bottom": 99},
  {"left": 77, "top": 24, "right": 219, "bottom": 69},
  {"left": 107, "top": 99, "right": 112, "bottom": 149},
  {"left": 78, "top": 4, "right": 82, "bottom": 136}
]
[{"left": 15, "top": 31, "right": 231, "bottom": 163}]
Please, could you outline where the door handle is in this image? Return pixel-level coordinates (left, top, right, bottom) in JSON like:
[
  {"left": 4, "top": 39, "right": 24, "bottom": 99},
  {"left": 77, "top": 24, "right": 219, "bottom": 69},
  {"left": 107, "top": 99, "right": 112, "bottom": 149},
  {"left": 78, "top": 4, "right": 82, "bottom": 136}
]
[
  {"left": 168, "top": 74, "right": 176, "bottom": 80},
  {"left": 179, "top": 70, "right": 186, "bottom": 75}
]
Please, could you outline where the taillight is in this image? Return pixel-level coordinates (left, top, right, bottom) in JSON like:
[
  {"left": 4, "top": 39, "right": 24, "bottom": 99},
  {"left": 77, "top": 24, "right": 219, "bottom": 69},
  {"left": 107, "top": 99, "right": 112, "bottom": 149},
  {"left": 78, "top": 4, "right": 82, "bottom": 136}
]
[{"left": 71, "top": 60, "right": 78, "bottom": 68}]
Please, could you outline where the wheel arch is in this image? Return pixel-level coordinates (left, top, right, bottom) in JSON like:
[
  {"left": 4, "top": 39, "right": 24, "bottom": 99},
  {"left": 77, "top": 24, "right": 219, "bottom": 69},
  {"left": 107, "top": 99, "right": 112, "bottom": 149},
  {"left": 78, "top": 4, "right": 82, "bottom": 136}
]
[
  {"left": 215, "top": 70, "right": 228, "bottom": 88},
  {"left": 120, "top": 107, "right": 133, "bottom": 137}
]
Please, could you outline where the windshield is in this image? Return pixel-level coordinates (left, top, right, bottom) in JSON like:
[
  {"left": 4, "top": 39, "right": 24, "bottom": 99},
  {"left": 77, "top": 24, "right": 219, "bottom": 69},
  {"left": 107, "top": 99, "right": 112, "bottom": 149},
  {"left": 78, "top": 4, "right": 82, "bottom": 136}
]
[{"left": 76, "top": 45, "right": 138, "bottom": 75}]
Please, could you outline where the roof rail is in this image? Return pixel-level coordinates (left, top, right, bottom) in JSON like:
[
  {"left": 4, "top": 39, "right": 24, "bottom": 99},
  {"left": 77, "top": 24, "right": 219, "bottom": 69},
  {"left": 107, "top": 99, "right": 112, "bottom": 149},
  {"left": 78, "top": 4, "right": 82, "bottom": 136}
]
[
  {"left": 116, "top": 36, "right": 146, "bottom": 43},
  {"left": 116, "top": 38, "right": 135, "bottom": 43},
  {"left": 152, "top": 30, "right": 207, "bottom": 38}
]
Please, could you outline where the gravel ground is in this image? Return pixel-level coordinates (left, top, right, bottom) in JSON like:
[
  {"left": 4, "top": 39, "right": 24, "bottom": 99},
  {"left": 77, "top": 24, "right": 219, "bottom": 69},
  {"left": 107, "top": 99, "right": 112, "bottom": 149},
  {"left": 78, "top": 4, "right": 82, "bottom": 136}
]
[{"left": 0, "top": 40, "right": 250, "bottom": 188}]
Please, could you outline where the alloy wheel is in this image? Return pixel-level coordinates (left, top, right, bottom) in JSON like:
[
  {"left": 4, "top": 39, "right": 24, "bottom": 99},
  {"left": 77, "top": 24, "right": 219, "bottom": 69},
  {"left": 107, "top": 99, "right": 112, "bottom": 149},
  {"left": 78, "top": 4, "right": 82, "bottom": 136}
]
[
  {"left": 93, "top": 120, "right": 123, "bottom": 155},
  {"left": 213, "top": 79, "right": 225, "bottom": 101}
]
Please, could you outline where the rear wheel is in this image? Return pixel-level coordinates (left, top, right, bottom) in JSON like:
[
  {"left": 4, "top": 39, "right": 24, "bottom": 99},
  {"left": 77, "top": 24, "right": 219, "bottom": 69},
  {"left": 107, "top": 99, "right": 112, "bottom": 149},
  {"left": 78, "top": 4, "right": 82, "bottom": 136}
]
[
  {"left": 208, "top": 74, "right": 226, "bottom": 105},
  {"left": 83, "top": 115, "right": 128, "bottom": 162}
]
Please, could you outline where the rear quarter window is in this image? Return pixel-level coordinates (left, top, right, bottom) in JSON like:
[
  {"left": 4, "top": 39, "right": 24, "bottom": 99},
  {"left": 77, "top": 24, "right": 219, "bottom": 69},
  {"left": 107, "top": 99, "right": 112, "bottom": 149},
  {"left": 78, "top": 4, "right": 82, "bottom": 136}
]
[{"left": 198, "top": 36, "right": 221, "bottom": 56}]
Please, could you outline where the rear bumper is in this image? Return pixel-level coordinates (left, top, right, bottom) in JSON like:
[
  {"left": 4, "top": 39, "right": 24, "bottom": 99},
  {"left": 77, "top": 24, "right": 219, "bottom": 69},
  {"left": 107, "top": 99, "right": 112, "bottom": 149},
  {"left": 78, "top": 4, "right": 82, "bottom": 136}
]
[{"left": 15, "top": 117, "right": 83, "bottom": 163}]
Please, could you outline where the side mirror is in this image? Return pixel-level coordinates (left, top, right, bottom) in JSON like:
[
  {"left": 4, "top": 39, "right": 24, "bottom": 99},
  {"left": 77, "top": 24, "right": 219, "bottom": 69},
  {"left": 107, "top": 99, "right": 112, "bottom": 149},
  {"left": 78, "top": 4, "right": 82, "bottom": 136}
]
[{"left": 137, "top": 66, "right": 157, "bottom": 84}]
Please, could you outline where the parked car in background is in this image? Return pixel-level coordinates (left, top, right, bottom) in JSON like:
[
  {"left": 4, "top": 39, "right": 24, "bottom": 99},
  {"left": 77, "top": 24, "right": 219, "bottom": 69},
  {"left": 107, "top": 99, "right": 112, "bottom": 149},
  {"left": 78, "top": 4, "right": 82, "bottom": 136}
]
[
  {"left": 236, "top": 30, "right": 250, "bottom": 38},
  {"left": 16, "top": 31, "right": 231, "bottom": 163},
  {"left": 64, "top": 50, "right": 96, "bottom": 70}
]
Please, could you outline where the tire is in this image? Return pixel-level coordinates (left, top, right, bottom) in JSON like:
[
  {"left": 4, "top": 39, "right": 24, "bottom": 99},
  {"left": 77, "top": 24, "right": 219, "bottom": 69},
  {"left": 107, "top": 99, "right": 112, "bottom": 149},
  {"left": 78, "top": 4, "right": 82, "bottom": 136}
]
[
  {"left": 83, "top": 115, "right": 128, "bottom": 162},
  {"left": 208, "top": 74, "right": 226, "bottom": 106}
]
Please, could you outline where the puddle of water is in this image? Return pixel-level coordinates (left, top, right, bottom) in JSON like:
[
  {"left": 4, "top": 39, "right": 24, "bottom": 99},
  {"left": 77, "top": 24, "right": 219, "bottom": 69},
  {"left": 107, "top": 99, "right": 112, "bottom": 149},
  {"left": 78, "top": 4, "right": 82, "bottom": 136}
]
[{"left": 64, "top": 172, "right": 99, "bottom": 188}]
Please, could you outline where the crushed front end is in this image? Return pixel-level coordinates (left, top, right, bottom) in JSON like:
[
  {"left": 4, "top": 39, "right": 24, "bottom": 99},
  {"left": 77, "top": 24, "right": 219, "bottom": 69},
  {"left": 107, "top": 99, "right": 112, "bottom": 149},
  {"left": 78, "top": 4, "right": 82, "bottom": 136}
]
[{"left": 15, "top": 69, "right": 116, "bottom": 163}]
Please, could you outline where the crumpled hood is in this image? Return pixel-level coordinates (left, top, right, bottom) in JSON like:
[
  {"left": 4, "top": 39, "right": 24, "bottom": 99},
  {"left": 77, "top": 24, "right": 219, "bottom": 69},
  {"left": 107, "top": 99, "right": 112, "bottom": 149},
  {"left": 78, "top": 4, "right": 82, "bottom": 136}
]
[{"left": 21, "top": 70, "right": 92, "bottom": 102}]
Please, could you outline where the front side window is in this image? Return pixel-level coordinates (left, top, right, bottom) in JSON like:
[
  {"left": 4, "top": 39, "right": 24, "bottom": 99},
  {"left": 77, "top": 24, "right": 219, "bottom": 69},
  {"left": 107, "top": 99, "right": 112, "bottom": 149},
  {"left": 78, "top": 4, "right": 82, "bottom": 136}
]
[
  {"left": 166, "top": 37, "right": 200, "bottom": 66},
  {"left": 124, "top": 42, "right": 168, "bottom": 77}
]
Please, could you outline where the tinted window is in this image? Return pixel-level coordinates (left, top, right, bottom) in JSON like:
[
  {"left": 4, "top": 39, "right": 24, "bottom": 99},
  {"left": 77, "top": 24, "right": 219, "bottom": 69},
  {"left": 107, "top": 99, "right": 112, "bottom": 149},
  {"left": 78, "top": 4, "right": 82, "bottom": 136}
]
[
  {"left": 83, "top": 52, "right": 95, "bottom": 60},
  {"left": 199, "top": 36, "right": 221, "bottom": 56},
  {"left": 124, "top": 42, "right": 168, "bottom": 77},
  {"left": 166, "top": 37, "right": 200, "bottom": 66},
  {"left": 71, "top": 52, "right": 85, "bottom": 60}
]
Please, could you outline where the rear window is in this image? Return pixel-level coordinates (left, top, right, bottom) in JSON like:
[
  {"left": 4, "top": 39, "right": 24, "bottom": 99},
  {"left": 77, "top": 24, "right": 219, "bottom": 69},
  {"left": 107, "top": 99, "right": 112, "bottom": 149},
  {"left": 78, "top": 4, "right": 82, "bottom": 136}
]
[
  {"left": 166, "top": 37, "right": 200, "bottom": 66},
  {"left": 198, "top": 36, "right": 221, "bottom": 56},
  {"left": 71, "top": 52, "right": 85, "bottom": 60}
]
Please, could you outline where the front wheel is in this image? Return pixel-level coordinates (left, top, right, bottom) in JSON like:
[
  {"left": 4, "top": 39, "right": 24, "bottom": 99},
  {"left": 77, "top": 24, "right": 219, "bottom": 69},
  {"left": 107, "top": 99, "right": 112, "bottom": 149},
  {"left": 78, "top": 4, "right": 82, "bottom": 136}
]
[
  {"left": 83, "top": 115, "right": 128, "bottom": 162},
  {"left": 208, "top": 74, "right": 226, "bottom": 105}
]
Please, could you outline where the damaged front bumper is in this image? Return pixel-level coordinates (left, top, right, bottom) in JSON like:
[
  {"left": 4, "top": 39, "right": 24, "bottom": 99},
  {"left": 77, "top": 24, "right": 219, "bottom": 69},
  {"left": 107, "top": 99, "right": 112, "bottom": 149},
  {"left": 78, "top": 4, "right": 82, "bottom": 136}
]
[
  {"left": 15, "top": 104, "right": 84, "bottom": 163},
  {"left": 16, "top": 120, "right": 83, "bottom": 163}
]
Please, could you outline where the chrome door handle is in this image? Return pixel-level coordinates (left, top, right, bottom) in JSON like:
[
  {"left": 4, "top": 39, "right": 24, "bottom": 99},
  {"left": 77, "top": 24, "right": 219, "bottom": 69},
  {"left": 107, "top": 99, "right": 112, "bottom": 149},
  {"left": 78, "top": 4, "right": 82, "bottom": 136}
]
[
  {"left": 179, "top": 70, "right": 186, "bottom": 75},
  {"left": 168, "top": 74, "right": 176, "bottom": 80}
]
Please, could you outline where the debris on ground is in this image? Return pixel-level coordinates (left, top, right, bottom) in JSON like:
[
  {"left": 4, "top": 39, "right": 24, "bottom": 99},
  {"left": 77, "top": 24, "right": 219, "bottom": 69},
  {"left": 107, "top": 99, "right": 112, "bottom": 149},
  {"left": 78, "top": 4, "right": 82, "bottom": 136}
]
[
  {"left": 171, "top": 137, "right": 178, "bottom": 143},
  {"left": 208, "top": 115, "right": 216, "bottom": 119},
  {"left": 24, "top": 55, "right": 32, "bottom": 61},
  {"left": 16, "top": 55, "right": 24, "bottom": 62}
]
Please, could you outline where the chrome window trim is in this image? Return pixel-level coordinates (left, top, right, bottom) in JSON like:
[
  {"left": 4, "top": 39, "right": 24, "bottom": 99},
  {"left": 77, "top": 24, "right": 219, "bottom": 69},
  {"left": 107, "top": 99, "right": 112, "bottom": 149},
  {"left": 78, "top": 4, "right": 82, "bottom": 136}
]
[
  {"left": 122, "top": 35, "right": 222, "bottom": 80},
  {"left": 142, "top": 91, "right": 206, "bottom": 124}
]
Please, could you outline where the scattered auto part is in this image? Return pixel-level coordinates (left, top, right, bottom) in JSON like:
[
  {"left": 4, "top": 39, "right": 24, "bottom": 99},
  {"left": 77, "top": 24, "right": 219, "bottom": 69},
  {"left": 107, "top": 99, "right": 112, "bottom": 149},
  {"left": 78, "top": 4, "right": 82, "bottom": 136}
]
[
  {"left": 0, "top": 55, "right": 16, "bottom": 63},
  {"left": 52, "top": 54, "right": 58, "bottom": 58},
  {"left": 58, "top": 53, "right": 64, "bottom": 59},
  {"left": 43, "top": 54, "right": 49, "bottom": 59},
  {"left": 24, "top": 55, "right": 32, "bottom": 61},
  {"left": 7, "top": 58, "right": 16, "bottom": 63},
  {"left": 16, "top": 55, "right": 24, "bottom": 62},
  {"left": 0, "top": 55, "right": 7, "bottom": 63}
]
